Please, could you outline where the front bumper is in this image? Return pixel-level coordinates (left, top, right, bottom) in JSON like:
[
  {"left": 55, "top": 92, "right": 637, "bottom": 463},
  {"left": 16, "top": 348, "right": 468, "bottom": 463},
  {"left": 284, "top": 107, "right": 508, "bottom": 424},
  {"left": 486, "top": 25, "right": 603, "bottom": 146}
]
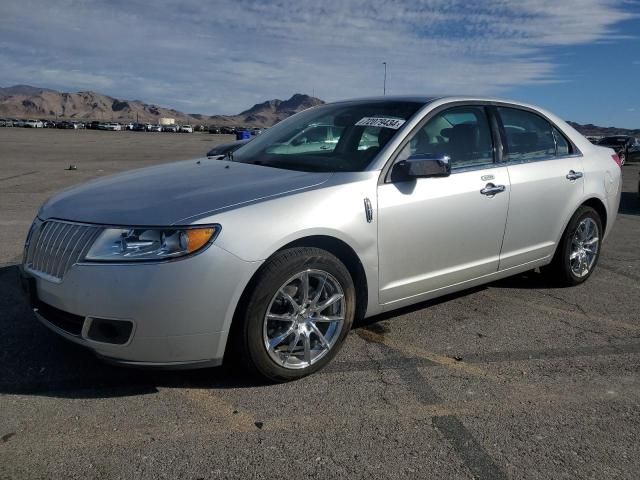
[{"left": 20, "top": 244, "right": 260, "bottom": 367}]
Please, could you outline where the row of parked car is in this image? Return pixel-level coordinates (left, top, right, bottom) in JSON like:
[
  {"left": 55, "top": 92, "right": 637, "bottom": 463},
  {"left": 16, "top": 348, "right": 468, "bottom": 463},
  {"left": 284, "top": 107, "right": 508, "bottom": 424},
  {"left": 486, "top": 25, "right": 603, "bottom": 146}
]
[
  {"left": 0, "top": 118, "right": 267, "bottom": 136},
  {"left": 589, "top": 135, "right": 640, "bottom": 165},
  {"left": 0, "top": 119, "right": 200, "bottom": 132},
  {"left": 0, "top": 118, "right": 60, "bottom": 128},
  {"left": 92, "top": 122, "right": 196, "bottom": 132},
  {"left": 208, "top": 126, "right": 264, "bottom": 135}
]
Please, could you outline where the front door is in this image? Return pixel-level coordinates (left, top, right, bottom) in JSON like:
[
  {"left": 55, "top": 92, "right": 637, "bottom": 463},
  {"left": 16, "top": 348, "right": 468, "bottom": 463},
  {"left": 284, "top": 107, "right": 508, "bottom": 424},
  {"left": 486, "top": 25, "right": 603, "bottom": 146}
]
[{"left": 377, "top": 105, "right": 510, "bottom": 305}]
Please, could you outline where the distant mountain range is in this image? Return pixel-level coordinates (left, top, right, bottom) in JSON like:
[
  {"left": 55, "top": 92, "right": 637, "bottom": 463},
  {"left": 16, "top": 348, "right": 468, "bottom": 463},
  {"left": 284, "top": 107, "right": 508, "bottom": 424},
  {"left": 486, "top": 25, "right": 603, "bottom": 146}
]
[
  {"left": 567, "top": 121, "right": 639, "bottom": 138},
  {"left": 0, "top": 85, "right": 637, "bottom": 134},
  {"left": 0, "top": 85, "right": 324, "bottom": 127}
]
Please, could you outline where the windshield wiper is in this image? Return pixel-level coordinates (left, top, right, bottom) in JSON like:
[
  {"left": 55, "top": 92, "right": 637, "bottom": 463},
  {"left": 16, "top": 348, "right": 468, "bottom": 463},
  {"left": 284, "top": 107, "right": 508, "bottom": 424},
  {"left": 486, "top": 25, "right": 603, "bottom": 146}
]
[{"left": 226, "top": 150, "right": 234, "bottom": 161}]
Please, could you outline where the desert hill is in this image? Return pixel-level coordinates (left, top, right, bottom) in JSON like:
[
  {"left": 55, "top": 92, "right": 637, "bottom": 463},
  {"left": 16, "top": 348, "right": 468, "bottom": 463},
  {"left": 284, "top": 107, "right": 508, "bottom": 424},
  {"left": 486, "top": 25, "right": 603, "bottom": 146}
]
[
  {"left": 0, "top": 85, "right": 324, "bottom": 127},
  {"left": 1, "top": 85, "right": 636, "bottom": 133},
  {"left": 567, "top": 121, "right": 640, "bottom": 138}
]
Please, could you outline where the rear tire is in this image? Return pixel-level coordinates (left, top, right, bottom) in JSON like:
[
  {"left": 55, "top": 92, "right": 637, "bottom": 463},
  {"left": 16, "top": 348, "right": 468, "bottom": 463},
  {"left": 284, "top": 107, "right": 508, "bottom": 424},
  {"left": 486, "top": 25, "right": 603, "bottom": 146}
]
[
  {"left": 233, "top": 247, "right": 355, "bottom": 382},
  {"left": 542, "top": 206, "right": 602, "bottom": 286}
]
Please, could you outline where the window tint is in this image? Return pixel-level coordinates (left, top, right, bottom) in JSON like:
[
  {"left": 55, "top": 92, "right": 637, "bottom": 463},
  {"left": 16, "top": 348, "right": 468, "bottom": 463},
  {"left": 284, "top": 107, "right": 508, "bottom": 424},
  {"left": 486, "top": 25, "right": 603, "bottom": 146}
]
[
  {"left": 398, "top": 106, "right": 494, "bottom": 169},
  {"left": 304, "top": 126, "right": 328, "bottom": 143},
  {"left": 268, "top": 124, "right": 341, "bottom": 154},
  {"left": 358, "top": 126, "right": 398, "bottom": 151},
  {"left": 498, "top": 107, "right": 566, "bottom": 161},
  {"left": 329, "top": 126, "right": 344, "bottom": 139}
]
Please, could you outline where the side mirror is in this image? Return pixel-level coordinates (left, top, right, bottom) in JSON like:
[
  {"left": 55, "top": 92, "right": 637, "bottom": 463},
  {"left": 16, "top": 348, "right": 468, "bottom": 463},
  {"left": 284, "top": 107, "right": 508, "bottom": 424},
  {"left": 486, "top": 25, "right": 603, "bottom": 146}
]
[{"left": 392, "top": 153, "right": 451, "bottom": 180}]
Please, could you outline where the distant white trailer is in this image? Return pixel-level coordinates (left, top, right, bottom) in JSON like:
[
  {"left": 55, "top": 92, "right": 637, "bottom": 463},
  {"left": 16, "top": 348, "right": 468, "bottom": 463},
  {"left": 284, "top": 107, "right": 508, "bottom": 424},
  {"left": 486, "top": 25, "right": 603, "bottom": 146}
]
[{"left": 159, "top": 118, "right": 175, "bottom": 126}]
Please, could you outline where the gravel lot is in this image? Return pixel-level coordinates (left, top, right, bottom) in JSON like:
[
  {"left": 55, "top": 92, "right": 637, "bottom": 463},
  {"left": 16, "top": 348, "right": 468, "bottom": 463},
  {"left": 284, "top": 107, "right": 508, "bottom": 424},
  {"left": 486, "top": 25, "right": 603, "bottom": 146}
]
[{"left": 1, "top": 128, "right": 639, "bottom": 479}]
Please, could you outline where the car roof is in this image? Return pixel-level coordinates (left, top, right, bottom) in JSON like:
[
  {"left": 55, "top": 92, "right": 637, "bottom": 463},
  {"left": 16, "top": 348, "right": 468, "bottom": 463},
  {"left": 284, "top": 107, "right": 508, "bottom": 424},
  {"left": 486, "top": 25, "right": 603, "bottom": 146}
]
[
  {"left": 327, "top": 95, "right": 552, "bottom": 109},
  {"left": 329, "top": 95, "right": 440, "bottom": 106}
]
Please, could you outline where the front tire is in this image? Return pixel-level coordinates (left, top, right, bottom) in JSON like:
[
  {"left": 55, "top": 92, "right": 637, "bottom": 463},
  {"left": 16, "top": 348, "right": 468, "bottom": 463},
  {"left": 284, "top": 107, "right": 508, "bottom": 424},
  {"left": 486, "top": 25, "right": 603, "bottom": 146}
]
[
  {"left": 234, "top": 247, "right": 355, "bottom": 382},
  {"left": 543, "top": 206, "right": 602, "bottom": 286}
]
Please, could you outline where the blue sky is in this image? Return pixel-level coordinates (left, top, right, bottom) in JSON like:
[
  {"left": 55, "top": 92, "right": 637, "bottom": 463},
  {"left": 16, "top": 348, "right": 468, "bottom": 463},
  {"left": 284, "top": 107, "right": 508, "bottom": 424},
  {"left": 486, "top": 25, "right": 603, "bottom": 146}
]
[{"left": 1, "top": 0, "right": 638, "bottom": 127}]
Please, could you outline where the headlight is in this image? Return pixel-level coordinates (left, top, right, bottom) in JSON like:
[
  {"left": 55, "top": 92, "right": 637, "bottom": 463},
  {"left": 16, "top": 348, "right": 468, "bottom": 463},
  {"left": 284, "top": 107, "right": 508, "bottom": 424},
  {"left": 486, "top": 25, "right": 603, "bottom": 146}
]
[{"left": 84, "top": 225, "right": 219, "bottom": 262}]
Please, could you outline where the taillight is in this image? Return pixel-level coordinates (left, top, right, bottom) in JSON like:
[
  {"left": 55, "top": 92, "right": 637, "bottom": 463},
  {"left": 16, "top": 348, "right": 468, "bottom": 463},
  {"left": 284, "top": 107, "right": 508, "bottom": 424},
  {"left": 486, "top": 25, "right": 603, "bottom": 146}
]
[{"left": 611, "top": 154, "right": 622, "bottom": 168}]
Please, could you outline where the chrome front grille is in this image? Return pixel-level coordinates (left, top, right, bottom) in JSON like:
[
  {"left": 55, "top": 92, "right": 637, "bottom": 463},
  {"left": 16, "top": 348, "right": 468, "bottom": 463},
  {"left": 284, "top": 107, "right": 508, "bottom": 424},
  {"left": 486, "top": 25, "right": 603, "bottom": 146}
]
[{"left": 24, "top": 220, "right": 103, "bottom": 282}]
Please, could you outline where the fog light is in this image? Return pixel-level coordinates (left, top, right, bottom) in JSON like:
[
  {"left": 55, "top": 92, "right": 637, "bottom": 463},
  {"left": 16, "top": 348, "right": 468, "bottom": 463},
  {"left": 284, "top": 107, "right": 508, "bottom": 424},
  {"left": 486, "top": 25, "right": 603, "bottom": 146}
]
[{"left": 87, "top": 318, "right": 133, "bottom": 345}]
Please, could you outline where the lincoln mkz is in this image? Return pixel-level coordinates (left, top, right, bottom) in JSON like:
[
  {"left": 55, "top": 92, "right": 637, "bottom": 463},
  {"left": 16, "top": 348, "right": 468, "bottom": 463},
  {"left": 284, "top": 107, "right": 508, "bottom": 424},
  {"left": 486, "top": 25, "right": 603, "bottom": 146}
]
[{"left": 21, "top": 96, "right": 622, "bottom": 381}]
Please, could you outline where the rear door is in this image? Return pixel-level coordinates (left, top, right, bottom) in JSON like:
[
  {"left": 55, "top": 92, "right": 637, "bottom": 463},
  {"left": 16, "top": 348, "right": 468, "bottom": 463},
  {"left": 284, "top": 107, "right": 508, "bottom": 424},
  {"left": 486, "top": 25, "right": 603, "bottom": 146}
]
[{"left": 495, "top": 106, "right": 584, "bottom": 270}]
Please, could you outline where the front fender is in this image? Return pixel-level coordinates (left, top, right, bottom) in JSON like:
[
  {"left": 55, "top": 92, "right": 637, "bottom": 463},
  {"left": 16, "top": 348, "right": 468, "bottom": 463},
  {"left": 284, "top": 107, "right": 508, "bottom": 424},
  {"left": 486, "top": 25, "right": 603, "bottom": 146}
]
[{"left": 194, "top": 174, "right": 382, "bottom": 319}]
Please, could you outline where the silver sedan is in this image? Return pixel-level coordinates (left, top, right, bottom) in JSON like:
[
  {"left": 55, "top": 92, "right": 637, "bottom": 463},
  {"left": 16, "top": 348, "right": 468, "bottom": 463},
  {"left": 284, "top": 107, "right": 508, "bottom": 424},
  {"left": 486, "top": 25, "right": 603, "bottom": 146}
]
[{"left": 21, "top": 96, "right": 622, "bottom": 381}]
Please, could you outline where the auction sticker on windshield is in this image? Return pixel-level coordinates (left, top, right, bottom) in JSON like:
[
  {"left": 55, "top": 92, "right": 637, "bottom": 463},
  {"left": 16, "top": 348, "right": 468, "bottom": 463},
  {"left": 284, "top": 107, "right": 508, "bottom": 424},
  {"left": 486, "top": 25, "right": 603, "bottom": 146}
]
[{"left": 355, "top": 117, "right": 406, "bottom": 129}]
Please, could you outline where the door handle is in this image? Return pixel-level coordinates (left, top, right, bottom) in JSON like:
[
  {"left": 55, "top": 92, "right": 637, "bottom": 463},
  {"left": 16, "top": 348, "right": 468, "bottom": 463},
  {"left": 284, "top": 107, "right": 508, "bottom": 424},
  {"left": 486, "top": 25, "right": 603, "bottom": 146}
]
[
  {"left": 566, "top": 170, "right": 583, "bottom": 181},
  {"left": 480, "top": 183, "right": 506, "bottom": 196}
]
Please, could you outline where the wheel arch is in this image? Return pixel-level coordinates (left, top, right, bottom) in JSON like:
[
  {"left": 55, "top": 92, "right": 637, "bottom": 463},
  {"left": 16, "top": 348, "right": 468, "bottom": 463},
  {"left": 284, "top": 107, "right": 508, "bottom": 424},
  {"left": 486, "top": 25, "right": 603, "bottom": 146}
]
[
  {"left": 557, "top": 195, "right": 609, "bottom": 244},
  {"left": 581, "top": 197, "right": 608, "bottom": 235},
  {"left": 224, "top": 235, "right": 370, "bottom": 361},
  {"left": 546, "top": 195, "right": 609, "bottom": 270}
]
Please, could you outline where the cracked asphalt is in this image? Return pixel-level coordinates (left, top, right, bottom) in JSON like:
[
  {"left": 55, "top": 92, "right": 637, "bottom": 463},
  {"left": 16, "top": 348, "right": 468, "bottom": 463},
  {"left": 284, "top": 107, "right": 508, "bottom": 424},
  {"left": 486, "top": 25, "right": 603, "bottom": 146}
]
[{"left": 1, "top": 128, "right": 639, "bottom": 479}]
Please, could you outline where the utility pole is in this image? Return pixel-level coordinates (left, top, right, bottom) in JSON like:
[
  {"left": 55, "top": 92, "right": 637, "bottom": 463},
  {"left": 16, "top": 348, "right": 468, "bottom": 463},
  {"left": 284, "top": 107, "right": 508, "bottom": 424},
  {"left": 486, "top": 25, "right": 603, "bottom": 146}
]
[{"left": 382, "top": 62, "right": 387, "bottom": 96}]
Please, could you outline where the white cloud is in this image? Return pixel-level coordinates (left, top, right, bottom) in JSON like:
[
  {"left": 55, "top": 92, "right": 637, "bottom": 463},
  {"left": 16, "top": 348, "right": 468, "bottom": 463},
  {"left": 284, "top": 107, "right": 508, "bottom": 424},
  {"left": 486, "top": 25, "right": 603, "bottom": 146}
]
[{"left": 0, "top": 0, "right": 634, "bottom": 114}]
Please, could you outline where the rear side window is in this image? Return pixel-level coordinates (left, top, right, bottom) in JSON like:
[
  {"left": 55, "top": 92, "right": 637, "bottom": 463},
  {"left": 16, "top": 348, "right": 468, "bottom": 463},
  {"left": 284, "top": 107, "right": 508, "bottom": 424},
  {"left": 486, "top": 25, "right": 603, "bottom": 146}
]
[{"left": 498, "top": 107, "right": 571, "bottom": 162}]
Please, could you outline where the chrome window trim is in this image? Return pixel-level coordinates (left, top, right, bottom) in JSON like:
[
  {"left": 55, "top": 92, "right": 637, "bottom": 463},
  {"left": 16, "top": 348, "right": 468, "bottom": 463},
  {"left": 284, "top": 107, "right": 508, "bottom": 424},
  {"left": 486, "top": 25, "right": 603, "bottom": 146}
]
[
  {"left": 498, "top": 152, "right": 583, "bottom": 168},
  {"left": 449, "top": 151, "right": 584, "bottom": 174},
  {"left": 445, "top": 161, "right": 505, "bottom": 175}
]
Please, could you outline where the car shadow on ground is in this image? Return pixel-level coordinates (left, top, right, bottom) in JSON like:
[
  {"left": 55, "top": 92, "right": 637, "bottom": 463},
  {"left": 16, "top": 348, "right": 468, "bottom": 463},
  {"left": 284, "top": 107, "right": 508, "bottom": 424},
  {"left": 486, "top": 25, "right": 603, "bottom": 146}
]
[
  {"left": 0, "top": 262, "right": 564, "bottom": 400},
  {"left": 0, "top": 265, "right": 265, "bottom": 399},
  {"left": 619, "top": 191, "right": 639, "bottom": 216}
]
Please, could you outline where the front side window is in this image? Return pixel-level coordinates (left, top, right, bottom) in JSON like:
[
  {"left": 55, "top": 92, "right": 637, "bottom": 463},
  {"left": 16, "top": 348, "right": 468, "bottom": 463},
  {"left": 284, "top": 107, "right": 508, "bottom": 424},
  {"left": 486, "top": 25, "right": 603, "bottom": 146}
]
[
  {"left": 498, "top": 107, "right": 568, "bottom": 161},
  {"left": 397, "top": 106, "right": 494, "bottom": 169}
]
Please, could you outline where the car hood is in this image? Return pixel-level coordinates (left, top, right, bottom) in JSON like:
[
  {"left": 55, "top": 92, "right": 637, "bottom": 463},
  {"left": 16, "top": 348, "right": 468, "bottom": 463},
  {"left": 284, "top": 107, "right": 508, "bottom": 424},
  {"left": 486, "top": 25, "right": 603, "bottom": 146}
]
[{"left": 39, "top": 159, "right": 332, "bottom": 226}]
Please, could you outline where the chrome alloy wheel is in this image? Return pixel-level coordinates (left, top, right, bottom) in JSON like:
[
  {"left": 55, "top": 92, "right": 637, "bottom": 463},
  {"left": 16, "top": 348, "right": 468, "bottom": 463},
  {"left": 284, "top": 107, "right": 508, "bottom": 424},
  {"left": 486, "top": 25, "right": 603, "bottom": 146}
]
[
  {"left": 263, "top": 269, "right": 345, "bottom": 369},
  {"left": 570, "top": 217, "right": 599, "bottom": 278}
]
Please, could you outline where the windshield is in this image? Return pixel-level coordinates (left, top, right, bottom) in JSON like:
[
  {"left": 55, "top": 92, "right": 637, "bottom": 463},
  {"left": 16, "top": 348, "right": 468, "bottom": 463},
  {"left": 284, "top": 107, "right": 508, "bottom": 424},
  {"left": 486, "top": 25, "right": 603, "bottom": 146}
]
[{"left": 231, "top": 101, "right": 424, "bottom": 172}]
